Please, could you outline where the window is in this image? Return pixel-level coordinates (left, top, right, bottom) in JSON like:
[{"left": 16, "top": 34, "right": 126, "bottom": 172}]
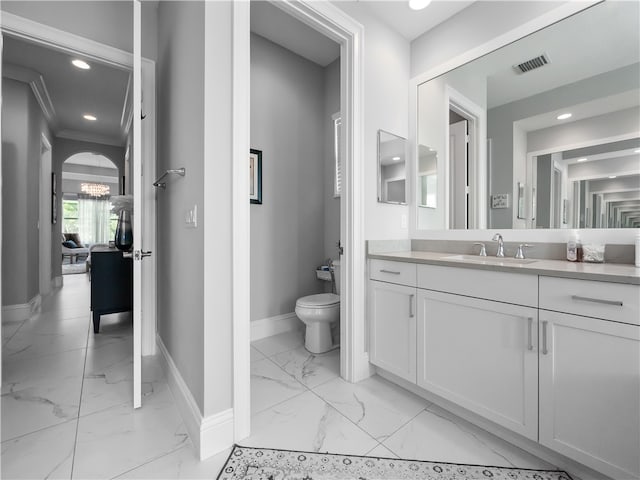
[
  {"left": 332, "top": 112, "right": 342, "bottom": 197},
  {"left": 62, "top": 199, "right": 79, "bottom": 233}
]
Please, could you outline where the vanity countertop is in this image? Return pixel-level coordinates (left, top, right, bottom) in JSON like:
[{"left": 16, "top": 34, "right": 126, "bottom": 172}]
[{"left": 368, "top": 251, "right": 640, "bottom": 285}]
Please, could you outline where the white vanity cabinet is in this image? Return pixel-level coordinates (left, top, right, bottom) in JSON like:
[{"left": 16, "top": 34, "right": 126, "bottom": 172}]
[
  {"left": 369, "top": 260, "right": 417, "bottom": 383},
  {"left": 416, "top": 289, "right": 539, "bottom": 440},
  {"left": 367, "top": 257, "right": 640, "bottom": 480},
  {"left": 538, "top": 277, "right": 640, "bottom": 480}
]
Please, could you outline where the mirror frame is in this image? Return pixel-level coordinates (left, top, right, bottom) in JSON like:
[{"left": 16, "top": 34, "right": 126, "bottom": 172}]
[{"left": 408, "top": 1, "right": 639, "bottom": 244}]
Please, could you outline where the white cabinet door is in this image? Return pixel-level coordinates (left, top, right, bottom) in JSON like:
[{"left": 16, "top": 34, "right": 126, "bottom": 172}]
[
  {"left": 417, "top": 290, "right": 538, "bottom": 440},
  {"left": 369, "top": 280, "right": 416, "bottom": 383},
  {"left": 539, "top": 310, "right": 640, "bottom": 480}
]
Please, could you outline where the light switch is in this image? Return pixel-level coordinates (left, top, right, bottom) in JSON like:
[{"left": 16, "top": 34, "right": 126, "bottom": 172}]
[
  {"left": 185, "top": 204, "right": 197, "bottom": 228},
  {"left": 401, "top": 214, "right": 408, "bottom": 229}
]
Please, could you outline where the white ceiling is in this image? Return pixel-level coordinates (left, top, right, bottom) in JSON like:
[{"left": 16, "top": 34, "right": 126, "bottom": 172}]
[
  {"left": 2, "top": 35, "right": 130, "bottom": 146},
  {"left": 251, "top": 1, "right": 340, "bottom": 67},
  {"left": 359, "top": 0, "right": 476, "bottom": 41}
]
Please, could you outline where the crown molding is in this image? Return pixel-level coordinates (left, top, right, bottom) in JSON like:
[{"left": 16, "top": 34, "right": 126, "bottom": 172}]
[
  {"left": 3, "top": 63, "right": 57, "bottom": 128},
  {"left": 56, "top": 129, "right": 125, "bottom": 147}
]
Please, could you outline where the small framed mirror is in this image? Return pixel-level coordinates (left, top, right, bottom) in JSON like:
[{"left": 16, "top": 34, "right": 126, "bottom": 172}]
[{"left": 378, "top": 130, "right": 407, "bottom": 204}]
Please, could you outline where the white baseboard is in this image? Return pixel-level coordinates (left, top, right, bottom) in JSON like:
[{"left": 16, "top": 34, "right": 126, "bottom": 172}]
[
  {"left": 2, "top": 294, "right": 41, "bottom": 323},
  {"left": 156, "top": 335, "right": 234, "bottom": 460},
  {"left": 251, "top": 312, "right": 301, "bottom": 341},
  {"left": 52, "top": 276, "right": 63, "bottom": 289}
]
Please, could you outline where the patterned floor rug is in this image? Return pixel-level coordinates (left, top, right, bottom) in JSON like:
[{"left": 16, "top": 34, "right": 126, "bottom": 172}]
[{"left": 217, "top": 445, "right": 573, "bottom": 480}]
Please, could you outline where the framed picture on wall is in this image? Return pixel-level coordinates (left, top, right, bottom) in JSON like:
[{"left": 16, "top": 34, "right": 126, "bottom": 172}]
[
  {"left": 51, "top": 172, "right": 57, "bottom": 224},
  {"left": 250, "top": 149, "right": 262, "bottom": 205}
]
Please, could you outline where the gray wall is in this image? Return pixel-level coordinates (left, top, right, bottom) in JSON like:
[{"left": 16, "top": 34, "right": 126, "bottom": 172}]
[
  {"left": 250, "top": 34, "right": 334, "bottom": 321},
  {"left": 1, "top": 1, "right": 158, "bottom": 61},
  {"left": 156, "top": 0, "right": 206, "bottom": 414},
  {"left": 1, "top": 79, "right": 46, "bottom": 306},
  {"left": 536, "top": 154, "right": 552, "bottom": 228},
  {"left": 323, "top": 59, "right": 341, "bottom": 263}
]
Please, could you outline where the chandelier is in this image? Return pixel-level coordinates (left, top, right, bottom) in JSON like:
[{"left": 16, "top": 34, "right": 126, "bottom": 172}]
[{"left": 81, "top": 183, "right": 110, "bottom": 197}]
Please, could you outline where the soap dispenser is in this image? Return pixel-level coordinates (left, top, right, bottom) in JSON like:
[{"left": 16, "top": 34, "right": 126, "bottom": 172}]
[{"left": 567, "top": 231, "right": 578, "bottom": 262}]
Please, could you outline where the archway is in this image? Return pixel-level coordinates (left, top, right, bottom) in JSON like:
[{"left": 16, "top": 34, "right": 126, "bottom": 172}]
[{"left": 61, "top": 152, "right": 120, "bottom": 248}]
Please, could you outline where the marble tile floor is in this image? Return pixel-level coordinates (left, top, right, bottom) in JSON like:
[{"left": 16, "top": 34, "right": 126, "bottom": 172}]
[{"left": 2, "top": 275, "right": 556, "bottom": 479}]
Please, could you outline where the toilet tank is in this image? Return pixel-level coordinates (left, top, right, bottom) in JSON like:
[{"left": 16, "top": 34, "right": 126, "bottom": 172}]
[{"left": 332, "top": 259, "right": 341, "bottom": 295}]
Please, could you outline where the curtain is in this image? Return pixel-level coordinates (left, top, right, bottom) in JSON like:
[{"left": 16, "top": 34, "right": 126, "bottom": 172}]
[{"left": 77, "top": 195, "right": 112, "bottom": 245}]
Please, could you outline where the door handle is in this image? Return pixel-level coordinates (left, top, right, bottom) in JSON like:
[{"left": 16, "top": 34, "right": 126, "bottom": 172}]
[
  {"left": 527, "top": 317, "right": 533, "bottom": 351},
  {"left": 409, "top": 294, "right": 415, "bottom": 318},
  {"left": 541, "top": 321, "right": 549, "bottom": 355},
  {"left": 571, "top": 295, "right": 623, "bottom": 307},
  {"left": 134, "top": 250, "right": 153, "bottom": 260}
]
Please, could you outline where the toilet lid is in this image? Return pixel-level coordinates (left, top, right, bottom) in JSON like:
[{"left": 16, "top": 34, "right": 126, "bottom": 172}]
[{"left": 296, "top": 293, "right": 340, "bottom": 308}]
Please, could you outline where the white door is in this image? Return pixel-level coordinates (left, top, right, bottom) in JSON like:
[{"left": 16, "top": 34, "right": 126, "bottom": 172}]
[
  {"left": 417, "top": 290, "right": 538, "bottom": 440},
  {"left": 368, "top": 280, "right": 416, "bottom": 383},
  {"left": 449, "top": 119, "right": 468, "bottom": 229},
  {"left": 539, "top": 311, "right": 640, "bottom": 480},
  {"left": 131, "top": 0, "right": 143, "bottom": 409}
]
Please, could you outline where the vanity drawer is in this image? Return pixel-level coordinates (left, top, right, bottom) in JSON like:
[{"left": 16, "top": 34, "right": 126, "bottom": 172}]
[
  {"left": 539, "top": 276, "right": 640, "bottom": 325},
  {"left": 417, "top": 264, "right": 537, "bottom": 307},
  {"left": 370, "top": 259, "right": 416, "bottom": 287}
]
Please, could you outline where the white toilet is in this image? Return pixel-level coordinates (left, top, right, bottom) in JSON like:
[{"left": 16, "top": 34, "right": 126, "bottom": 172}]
[{"left": 295, "top": 260, "right": 340, "bottom": 354}]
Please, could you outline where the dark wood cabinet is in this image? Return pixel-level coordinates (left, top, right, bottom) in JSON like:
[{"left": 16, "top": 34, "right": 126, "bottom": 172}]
[{"left": 90, "top": 248, "right": 133, "bottom": 333}]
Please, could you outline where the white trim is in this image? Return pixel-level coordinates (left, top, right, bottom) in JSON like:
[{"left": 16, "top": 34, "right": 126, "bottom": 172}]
[
  {"left": 445, "top": 85, "right": 487, "bottom": 230},
  {"left": 157, "top": 337, "right": 234, "bottom": 460},
  {"left": 232, "top": 0, "right": 368, "bottom": 444},
  {"left": 0, "top": 11, "right": 132, "bottom": 69},
  {"left": 52, "top": 276, "right": 63, "bottom": 289},
  {"left": 1, "top": 294, "right": 41, "bottom": 323},
  {"left": 250, "top": 312, "right": 301, "bottom": 342},
  {"left": 231, "top": 0, "right": 252, "bottom": 443},
  {"left": 55, "top": 129, "right": 124, "bottom": 147}
]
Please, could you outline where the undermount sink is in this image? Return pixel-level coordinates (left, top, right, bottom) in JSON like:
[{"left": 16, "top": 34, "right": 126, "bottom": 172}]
[{"left": 443, "top": 254, "right": 538, "bottom": 266}]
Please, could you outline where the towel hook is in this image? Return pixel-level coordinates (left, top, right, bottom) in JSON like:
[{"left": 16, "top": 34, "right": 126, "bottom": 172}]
[{"left": 153, "top": 168, "right": 185, "bottom": 189}]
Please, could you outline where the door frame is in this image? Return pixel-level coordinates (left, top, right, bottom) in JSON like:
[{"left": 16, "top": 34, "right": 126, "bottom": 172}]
[
  {"left": 39, "top": 133, "right": 53, "bottom": 297},
  {"left": 0, "top": 12, "right": 158, "bottom": 354},
  {"left": 445, "top": 86, "right": 486, "bottom": 230},
  {"left": 232, "top": 0, "right": 366, "bottom": 440}
]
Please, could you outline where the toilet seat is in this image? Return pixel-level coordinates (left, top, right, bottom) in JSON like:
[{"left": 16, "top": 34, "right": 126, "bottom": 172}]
[{"left": 296, "top": 293, "right": 339, "bottom": 309}]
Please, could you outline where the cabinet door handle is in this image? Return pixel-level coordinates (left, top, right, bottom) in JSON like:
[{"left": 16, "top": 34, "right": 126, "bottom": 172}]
[
  {"left": 571, "top": 295, "right": 623, "bottom": 307},
  {"left": 409, "top": 294, "right": 415, "bottom": 318},
  {"left": 380, "top": 269, "right": 401, "bottom": 275},
  {"left": 527, "top": 317, "right": 533, "bottom": 351},
  {"left": 541, "top": 321, "right": 549, "bottom": 355}
]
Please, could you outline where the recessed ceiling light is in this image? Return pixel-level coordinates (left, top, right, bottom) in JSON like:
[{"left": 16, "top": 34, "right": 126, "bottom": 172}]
[
  {"left": 577, "top": 158, "right": 587, "bottom": 162},
  {"left": 409, "top": 0, "right": 431, "bottom": 10},
  {"left": 608, "top": 175, "right": 617, "bottom": 179},
  {"left": 392, "top": 156, "right": 401, "bottom": 161},
  {"left": 556, "top": 113, "right": 572, "bottom": 120},
  {"left": 72, "top": 59, "right": 90, "bottom": 70},
  {"left": 83, "top": 114, "right": 97, "bottom": 121}
]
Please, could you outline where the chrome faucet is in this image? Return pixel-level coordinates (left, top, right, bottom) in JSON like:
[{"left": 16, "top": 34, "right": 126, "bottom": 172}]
[{"left": 492, "top": 233, "right": 505, "bottom": 257}]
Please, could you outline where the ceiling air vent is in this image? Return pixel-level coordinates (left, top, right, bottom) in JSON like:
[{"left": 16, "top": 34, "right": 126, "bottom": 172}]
[{"left": 513, "top": 53, "right": 550, "bottom": 74}]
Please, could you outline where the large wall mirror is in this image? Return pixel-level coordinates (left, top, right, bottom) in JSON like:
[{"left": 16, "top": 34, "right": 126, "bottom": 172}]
[
  {"left": 378, "top": 130, "right": 407, "bottom": 204},
  {"left": 416, "top": 1, "right": 640, "bottom": 230}
]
